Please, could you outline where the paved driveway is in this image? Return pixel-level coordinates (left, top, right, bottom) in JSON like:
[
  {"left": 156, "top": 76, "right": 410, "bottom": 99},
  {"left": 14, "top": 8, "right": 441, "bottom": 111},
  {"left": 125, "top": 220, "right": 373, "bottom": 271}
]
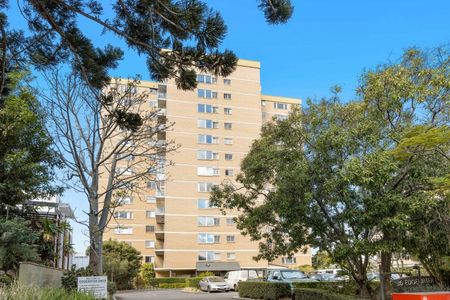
[{"left": 115, "top": 289, "right": 238, "bottom": 300}]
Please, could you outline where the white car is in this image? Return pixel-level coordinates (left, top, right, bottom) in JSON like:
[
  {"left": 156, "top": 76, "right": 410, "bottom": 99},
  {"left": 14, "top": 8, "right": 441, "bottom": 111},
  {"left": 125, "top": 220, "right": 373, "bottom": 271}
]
[
  {"left": 224, "top": 270, "right": 258, "bottom": 291},
  {"left": 199, "top": 276, "right": 231, "bottom": 293}
]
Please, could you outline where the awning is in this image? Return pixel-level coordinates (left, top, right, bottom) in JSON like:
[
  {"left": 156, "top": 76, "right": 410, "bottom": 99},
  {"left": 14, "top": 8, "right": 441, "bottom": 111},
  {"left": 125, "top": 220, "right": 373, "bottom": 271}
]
[{"left": 196, "top": 262, "right": 240, "bottom": 272}]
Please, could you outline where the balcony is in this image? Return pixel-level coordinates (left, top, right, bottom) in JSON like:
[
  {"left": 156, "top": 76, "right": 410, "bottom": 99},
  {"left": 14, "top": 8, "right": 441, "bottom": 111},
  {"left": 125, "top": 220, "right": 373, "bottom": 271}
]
[
  {"left": 156, "top": 208, "right": 165, "bottom": 224},
  {"left": 155, "top": 230, "right": 164, "bottom": 240},
  {"left": 158, "top": 99, "right": 167, "bottom": 109},
  {"left": 155, "top": 241, "right": 165, "bottom": 256}
]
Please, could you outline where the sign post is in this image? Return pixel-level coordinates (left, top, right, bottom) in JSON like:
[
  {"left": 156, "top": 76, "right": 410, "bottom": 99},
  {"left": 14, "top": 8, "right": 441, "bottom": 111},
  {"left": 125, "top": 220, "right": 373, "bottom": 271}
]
[{"left": 77, "top": 276, "right": 108, "bottom": 299}]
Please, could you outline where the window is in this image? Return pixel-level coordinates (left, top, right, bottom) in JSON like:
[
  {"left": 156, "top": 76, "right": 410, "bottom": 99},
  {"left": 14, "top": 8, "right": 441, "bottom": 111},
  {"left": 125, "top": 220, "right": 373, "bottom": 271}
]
[
  {"left": 146, "top": 225, "right": 155, "bottom": 232},
  {"left": 149, "top": 100, "right": 157, "bottom": 108},
  {"left": 198, "top": 119, "right": 219, "bottom": 129},
  {"left": 198, "top": 251, "right": 221, "bottom": 261},
  {"left": 118, "top": 153, "right": 134, "bottom": 161},
  {"left": 225, "top": 169, "right": 234, "bottom": 177},
  {"left": 198, "top": 104, "right": 218, "bottom": 113},
  {"left": 197, "top": 74, "right": 216, "bottom": 84},
  {"left": 224, "top": 108, "right": 232, "bottom": 115},
  {"left": 146, "top": 196, "right": 156, "bottom": 203},
  {"left": 197, "top": 167, "right": 219, "bottom": 176},
  {"left": 224, "top": 123, "right": 232, "bottom": 130},
  {"left": 198, "top": 182, "right": 217, "bottom": 192},
  {"left": 147, "top": 181, "right": 157, "bottom": 189},
  {"left": 145, "top": 256, "right": 155, "bottom": 263},
  {"left": 145, "top": 240, "right": 155, "bottom": 248},
  {"left": 198, "top": 134, "right": 219, "bottom": 144},
  {"left": 114, "top": 211, "right": 133, "bottom": 219},
  {"left": 226, "top": 235, "right": 235, "bottom": 243},
  {"left": 262, "top": 112, "right": 267, "bottom": 119},
  {"left": 146, "top": 211, "right": 156, "bottom": 218},
  {"left": 116, "top": 167, "right": 133, "bottom": 176},
  {"left": 198, "top": 89, "right": 217, "bottom": 99},
  {"left": 225, "top": 154, "right": 233, "bottom": 161},
  {"left": 197, "top": 150, "right": 219, "bottom": 160},
  {"left": 198, "top": 199, "right": 217, "bottom": 209},
  {"left": 223, "top": 93, "right": 232, "bottom": 100},
  {"left": 117, "top": 196, "right": 133, "bottom": 205},
  {"left": 115, "top": 227, "right": 133, "bottom": 234},
  {"left": 261, "top": 100, "right": 266, "bottom": 106},
  {"left": 224, "top": 138, "right": 233, "bottom": 145},
  {"left": 226, "top": 217, "right": 236, "bottom": 225},
  {"left": 198, "top": 233, "right": 220, "bottom": 244},
  {"left": 274, "top": 102, "right": 288, "bottom": 110},
  {"left": 149, "top": 87, "right": 158, "bottom": 94},
  {"left": 198, "top": 216, "right": 220, "bottom": 226},
  {"left": 276, "top": 114, "right": 288, "bottom": 121},
  {"left": 223, "top": 79, "right": 231, "bottom": 85},
  {"left": 282, "top": 257, "right": 297, "bottom": 264},
  {"left": 227, "top": 252, "right": 236, "bottom": 260}
]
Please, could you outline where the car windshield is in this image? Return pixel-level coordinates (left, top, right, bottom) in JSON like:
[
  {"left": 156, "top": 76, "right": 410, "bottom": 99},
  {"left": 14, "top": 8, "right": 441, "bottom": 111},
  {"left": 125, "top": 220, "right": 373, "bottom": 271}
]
[
  {"left": 208, "top": 277, "right": 224, "bottom": 282},
  {"left": 281, "top": 271, "right": 307, "bottom": 279}
]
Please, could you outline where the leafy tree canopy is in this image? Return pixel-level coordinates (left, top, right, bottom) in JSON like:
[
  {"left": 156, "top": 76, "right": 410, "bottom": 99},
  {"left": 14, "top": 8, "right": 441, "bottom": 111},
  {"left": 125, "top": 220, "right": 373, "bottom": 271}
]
[
  {"left": 0, "top": 0, "right": 293, "bottom": 92},
  {"left": 0, "top": 71, "right": 61, "bottom": 208},
  {"left": 0, "top": 217, "right": 40, "bottom": 271},
  {"left": 211, "top": 47, "right": 449, "bottom": 297},
  {"left": 103, "top": 239, "right": 142, "bottom": 290}
]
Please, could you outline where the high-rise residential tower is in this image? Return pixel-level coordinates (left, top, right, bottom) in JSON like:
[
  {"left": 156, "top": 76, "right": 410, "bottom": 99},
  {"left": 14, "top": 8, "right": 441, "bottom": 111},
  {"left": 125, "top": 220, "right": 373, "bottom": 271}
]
[{"left": 102, "top": 59, "right": 311, "bottom": 277}]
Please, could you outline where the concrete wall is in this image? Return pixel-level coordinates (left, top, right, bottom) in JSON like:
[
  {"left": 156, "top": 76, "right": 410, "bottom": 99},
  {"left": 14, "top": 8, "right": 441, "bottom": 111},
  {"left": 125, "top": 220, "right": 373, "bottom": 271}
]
[{"left": 18, "top": 262, "right": 63, "bottom": 288}]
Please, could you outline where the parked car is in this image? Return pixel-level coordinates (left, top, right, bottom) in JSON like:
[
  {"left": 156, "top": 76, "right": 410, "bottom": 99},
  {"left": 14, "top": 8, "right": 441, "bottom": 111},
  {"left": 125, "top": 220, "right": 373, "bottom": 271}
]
[
  {"left": 309, "top": 273, "right": 337, "bottom": 281},
  {"left": 224, "top": 270, "right": 258, "bottom": 291},
  {"left": 199, "top": 276, "right": 231, "bottom": 293}
]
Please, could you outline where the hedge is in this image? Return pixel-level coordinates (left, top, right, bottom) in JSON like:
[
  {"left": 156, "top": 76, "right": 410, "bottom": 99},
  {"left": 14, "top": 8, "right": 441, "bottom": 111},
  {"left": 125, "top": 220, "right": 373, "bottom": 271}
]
[
  {"left": 158, "top": 282, "right": 186, "bottom": 289},
  {"left": 292, "top": 281, "right": 378, "bottom": 296},
  {"left": 294, "top": 288, "right": 366, "bottom": 300},
  {"left": 146, "top": 277, "right": 186, "bottom": 287},
  {"left": 185, "top": 277, "right": 203, "bottom": 288},
  {"left": 238, "top": 281, "right": 291, "bottom": 300}
]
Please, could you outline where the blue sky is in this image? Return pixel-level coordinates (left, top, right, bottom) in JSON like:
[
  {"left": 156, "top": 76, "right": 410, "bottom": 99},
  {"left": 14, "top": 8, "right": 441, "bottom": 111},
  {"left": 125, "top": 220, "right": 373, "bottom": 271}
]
[{"left": 8, "top": 1, "right": 450, "bottom": 253}]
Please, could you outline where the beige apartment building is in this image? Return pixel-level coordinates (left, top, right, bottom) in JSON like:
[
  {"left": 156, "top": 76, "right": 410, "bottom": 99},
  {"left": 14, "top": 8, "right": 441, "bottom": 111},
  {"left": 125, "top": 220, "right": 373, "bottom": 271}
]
[{"left": 102, "top": 59, "right": 311, "bottom": 277}]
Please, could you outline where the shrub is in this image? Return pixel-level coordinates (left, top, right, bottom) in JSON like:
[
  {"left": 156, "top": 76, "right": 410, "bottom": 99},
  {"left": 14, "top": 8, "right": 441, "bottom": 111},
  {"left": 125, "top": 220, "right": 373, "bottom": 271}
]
[
  {"left": 140, "top": 263, "right": 155, "bottom": 287},
  {"left": 0, "top": 283, "right": 95, "bottom": 300},
  {"left": 294, "top": 288, "right": 366, "bottom": 300},
  {"left": 61, "top": 266, "right": 95, "bottom": 291},
  {"left": 146, "top": 277, "right": 186, "bottom": 287},
  {"left": 185, "top": 277, "right": 202, "bottom": 288},
  {"left": 291, "top": 281, "right": 379, "bottom": 296},
  {"left": 0, "top": 273, "right": 13, "bottom": 288},
  {"left": 198, "top": 271, "right": 215, "bottom": 277},
  {"left": 238, "top": 281, "right": 291, "bottom": 300},
  {"left": 102, "top": 240, "right": 142, "bottom": 290},
  {"left": 158, "top": 282, "right": 186, "bottom": 288}
]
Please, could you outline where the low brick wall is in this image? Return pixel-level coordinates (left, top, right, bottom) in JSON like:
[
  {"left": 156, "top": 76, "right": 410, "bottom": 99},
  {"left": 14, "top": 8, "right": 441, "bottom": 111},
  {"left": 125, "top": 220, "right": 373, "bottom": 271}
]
[{"left": 18, "top": 262, "right": 63, "bottom": 288}]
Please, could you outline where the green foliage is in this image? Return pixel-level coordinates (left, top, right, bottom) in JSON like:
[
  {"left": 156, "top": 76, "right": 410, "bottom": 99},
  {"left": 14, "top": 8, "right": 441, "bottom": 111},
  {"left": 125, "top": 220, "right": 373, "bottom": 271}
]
[
  {"left": 198, "top": 271, "right": 215, "bottom": 277},
  {"left": 103, "top": 240, "right": 142, "bottom": 290},
  {"left": 61, "top": 266, "right": 95, "bottom": 291},
  {"left": 0, "top": 283, "right": 96, "bottom": 300},
  {"left": 0, "top": 72, "right": 61, "bottom": 208},
  {"left": 0, "top": 273, "right": 13, "bottom": 287},
  {"left": 298, "top": 265, "right": 315, "bottom": 274},
  {"left": 185, "top": 277, "right": 203, "bottom": 288},
  {"left": 0, "top": 1, "right": 293, "bottom": 92},
  {"left": 146, "top": 277, "right": 187, "bottom": 287},
  {"left": 291, "top": 281, "right": 379, "bottom": 296},
  {"left": 238, "top": 281, "right": 291, "bottom": 300},
  {"left": 0, "top": 217, "right": 40, "bottom": 271},
  {"left": 294, "top": 288, "right": 366, "bottom": 300},
  {"left": 158, "top": 282, "right": 186, "bottom": 289},
  {"left": 140, "top": 263, "right": 155, "bottom": 287},
  {"left": 211, "top": 47, "right": 450, "bottom": 299},
  {"left": 312, "top": 251, "right": 333, "bottom": 269}
]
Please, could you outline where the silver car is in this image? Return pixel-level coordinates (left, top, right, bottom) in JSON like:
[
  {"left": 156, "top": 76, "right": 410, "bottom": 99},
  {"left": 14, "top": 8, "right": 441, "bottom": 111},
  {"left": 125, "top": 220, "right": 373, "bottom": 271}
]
[{"left": 199, "top": 276, "right": 231, "bottom": 293}]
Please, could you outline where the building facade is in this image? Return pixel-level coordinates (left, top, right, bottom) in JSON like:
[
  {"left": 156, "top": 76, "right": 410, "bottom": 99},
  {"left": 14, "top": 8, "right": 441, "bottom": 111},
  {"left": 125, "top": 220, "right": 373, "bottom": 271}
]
[{"left": 102, "top": 59, "right": 311, "bottom": 277}]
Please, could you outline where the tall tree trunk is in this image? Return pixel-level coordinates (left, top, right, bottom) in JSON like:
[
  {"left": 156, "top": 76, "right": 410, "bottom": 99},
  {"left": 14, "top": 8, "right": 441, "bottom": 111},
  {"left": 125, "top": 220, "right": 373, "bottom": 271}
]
[
  {"left": 380, "top": 251, "right": 392, "bottom": 300},
  {"left": 88, "top": 194, "right": 103, "bottom": 275}
]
